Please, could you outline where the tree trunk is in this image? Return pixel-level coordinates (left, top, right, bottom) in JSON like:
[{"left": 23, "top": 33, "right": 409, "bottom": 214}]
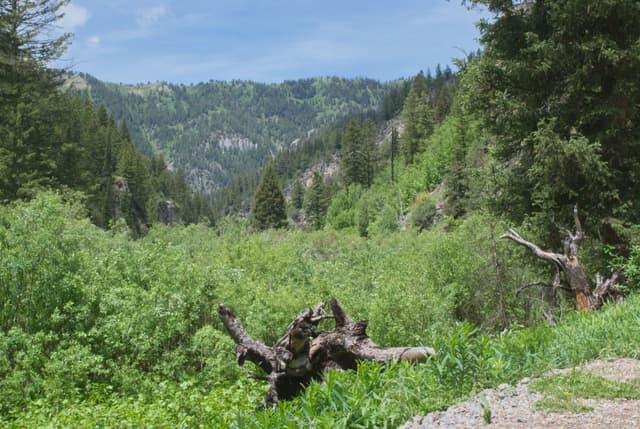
[
  {"left": 218, "top": 298, "right": 434, "bottom": 404},
  {"left": 501, "top": 206, "right": 623, "bottom": 311}
]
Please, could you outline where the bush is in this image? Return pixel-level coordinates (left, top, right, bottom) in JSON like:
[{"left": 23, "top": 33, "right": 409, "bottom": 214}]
[{"left": 410, "top": 194, "right": 437, "bottom": 231}]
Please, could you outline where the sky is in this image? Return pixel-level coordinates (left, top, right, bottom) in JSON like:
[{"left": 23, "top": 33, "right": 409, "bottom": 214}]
[{"left": 56, "top": 0, "right": 491, "bottom": 85}]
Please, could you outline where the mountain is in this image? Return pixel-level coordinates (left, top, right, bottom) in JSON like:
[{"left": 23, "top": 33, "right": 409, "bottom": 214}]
[{"left": 65, "top": 74, "right": 397, "bottom": 193}]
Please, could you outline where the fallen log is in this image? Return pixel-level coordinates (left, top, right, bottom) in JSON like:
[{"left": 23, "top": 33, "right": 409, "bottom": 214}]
[{"left": 218, "top": 298, "right": 435, "bottom": 404}]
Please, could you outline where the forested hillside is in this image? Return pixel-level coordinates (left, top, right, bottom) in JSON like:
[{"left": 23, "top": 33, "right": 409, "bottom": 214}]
[
  {"left": 66, "top": 73, "right": 395, "bottom": 192},
  {"left": 2, "top": 0, "right": 640, "bottom": 428},
  {"left": 0, "top": 0, "right": 212, "bottom": 231}
]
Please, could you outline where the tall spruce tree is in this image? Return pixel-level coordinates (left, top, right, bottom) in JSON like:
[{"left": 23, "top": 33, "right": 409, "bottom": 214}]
[
  {"left": 304, "top": 171, "right": 327, "bottom": 230},
  {"left": 463, "top": 0, "right": 640, "bottom": 235},
  {"left": 342, "top": 117, "right": 379, "bottom": 188},
  {"left": 362, "top": 118, "right": 378, "bottom": 188},
  {"left": 390, "top": 127, "right": 399, "bottom": 182},
  {"left": 0, "top": 0, "right": 70, "bottom": 200},
  {"left": 291, "top": 178, "right": 305, "bottom": 210},
  {"left": 400, "top": 72, "right": 435, "bottom": 164},
  {"left": 253, "top": 163, "right": 287, "bottom": 230},
  {"left": 341, "top": 118, "right": 367, "bottom": 187}
]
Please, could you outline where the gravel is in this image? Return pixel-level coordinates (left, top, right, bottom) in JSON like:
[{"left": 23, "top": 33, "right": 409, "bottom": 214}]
[{"left": 400, "top": 358, "right": 640, "bottom": 429}]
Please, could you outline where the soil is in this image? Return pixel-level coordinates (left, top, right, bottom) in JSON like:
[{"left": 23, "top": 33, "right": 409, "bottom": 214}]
[{"left": 400, "top": 358, "right": 640, "bottom": 429}]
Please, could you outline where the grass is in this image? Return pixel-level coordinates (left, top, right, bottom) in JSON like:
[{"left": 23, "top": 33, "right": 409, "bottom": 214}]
[{"left": 530, "top": 370, "right": 640, "bottom": 413}]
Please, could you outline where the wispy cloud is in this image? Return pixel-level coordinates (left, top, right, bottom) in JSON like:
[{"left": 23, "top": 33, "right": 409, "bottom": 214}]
[
  {"left": 59, "top": 3, "right": 90, "bottom": 32},
  {"left": 86, "top": 36, "right": 101, "bottom": 48},
  {"left": 136, "top": 5, "right": 168, "bottom": 29}
]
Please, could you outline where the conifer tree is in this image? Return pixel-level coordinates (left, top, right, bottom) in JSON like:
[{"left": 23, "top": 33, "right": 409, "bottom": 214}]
[
  {"left": 400, "top": 72, "right": 435, "bottom": 164},
  {"left": 253, "top": 163, "right": 287, "bottom": 230},
  {"left": 362, "top": 118, "right": 378, "bottom": 188},
  {"left": 342, "top": 118, "right": 369, "bottom": 187},
  {"left": 304, "top": 171, "right": 327, "bottom": 230},
  {"left": 390, "top": 127, "right": 399, "bottom": 182},
  {"left": 341, "top": 118, "right": 362, "bottom": 187},
  {"left": 0, "top": 0, "right": 70, "bottom": 200},
  {"left": 291, "top": 178, "right": 305, "bottom": 210},
  {"left": 464, "top": 0, "right": 640, "bottom": 233}
]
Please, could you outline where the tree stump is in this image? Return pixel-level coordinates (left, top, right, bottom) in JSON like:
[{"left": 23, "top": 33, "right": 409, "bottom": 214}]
[{"left": 218, "top": 298, "right": 434, "bottom": 404}]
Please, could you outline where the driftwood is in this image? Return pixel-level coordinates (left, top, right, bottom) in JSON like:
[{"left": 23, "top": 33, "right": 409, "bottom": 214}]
[
  {"left": 501, "top": 206, "right": 624, "bottom": 311},
  {"left": 218, "top": 298, "right": 434, "bottom": 404}
]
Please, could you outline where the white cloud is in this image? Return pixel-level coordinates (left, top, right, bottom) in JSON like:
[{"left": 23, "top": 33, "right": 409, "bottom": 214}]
[
  {"left": 136, "top": 5, "right": 168, "bottom": 29},
  {"left": 59, "top": 3, "right": 90, "bottom": 32},
  {"left": 87, "top": 36, "right": 101, "bottom": 48}
]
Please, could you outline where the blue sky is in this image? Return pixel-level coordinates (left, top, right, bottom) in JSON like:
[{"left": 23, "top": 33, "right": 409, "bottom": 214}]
[{"left": 57, "top": 0, "right": 490, "bottom": 84}]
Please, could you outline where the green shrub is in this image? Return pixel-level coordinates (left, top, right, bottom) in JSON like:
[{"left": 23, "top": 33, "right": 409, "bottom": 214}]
[{"left": 410, "top": 195, "right": 437, "bottom": 231}]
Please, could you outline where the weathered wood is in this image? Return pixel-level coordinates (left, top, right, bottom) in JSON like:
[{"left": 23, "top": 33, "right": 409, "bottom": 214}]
[
  {"left": 310, "top": 299, "right": 434, "bottom": 371},
  {"left": 217, "top": 304, "right": 276, "bottom": 374},
  {"left": 218, "top": 298, "right": 434, "bottom": 404},
  {"left": 501, "top": 206, "right": 624, "bottom": 311}
]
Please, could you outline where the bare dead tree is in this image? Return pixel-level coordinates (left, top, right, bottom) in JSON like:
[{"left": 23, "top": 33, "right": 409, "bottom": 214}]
[
  {"left": 218, "top": 298, "right": 434, "bottom": 404},
  {"left": 501, "top": 206, "right": 624, "bottom": 311}
]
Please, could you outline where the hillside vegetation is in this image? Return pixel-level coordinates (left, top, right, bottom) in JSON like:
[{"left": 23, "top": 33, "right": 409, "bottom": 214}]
[
  {"left": 1, "top": 194, "right": 640, "bottom": 428},
  {"left": 67, "top": 74, "right": 395, "bottom": 192},
  {"left": 2, "top": 0, "right": 640, "bottom": 428}
]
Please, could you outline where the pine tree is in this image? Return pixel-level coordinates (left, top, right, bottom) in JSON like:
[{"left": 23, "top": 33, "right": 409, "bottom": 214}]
[
  {"left": 304, "top": 171, "right": 327, "bottom": 230},
  {"left": 291, "top": 178, "right": 305, "bottom": 210},
  {"left": 465, "top": 0, "right": 640, "bottom": 233},
  {"left": 362, "top": 118, "right": 378, "bottom": 188},
  {"left": 400, "top": 73, "right": 435, "bottom": 164},
  {"left": 444, "top": 112, "right": 469, "bottom": 218},
  {"left": 390, "top": 127, "right": 399, "bottom": 182},
  {"left": 0, "top": 0, "right": 70, "bottom": 200},
  {"left": 253, "top": 163, "right": 287, "bottom": 230},
  {"left": 341, "top": 118, "right": 368, "bottom": 187}
]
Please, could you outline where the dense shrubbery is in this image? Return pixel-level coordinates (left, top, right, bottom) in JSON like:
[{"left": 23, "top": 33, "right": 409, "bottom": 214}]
[{"left": 1, "top": 193, "right": 638, "bottom": 427}]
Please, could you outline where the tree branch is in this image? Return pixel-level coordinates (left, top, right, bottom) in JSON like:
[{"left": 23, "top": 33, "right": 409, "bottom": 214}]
[
  {"left": 500, "top": 229, "right": 567, "bottom": 267},
  {"left": 217, "top": 304, "right": 275, "bottom": 374}
]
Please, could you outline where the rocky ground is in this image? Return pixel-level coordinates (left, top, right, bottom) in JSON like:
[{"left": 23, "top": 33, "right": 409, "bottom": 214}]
[{"left": 401, "top": 358, "right": 640, "bottom": 429}]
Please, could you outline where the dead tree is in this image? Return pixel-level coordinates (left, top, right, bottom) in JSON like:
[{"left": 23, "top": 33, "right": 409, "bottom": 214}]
[
  {"left": 218, "top": 298, "right": 434, "bottom": 404},
  {"left": 501, "top": 206, "right": 624, "bottom": 311}
]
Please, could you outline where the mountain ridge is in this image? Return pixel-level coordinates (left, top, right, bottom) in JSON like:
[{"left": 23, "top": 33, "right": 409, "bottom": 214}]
[{"left": 65, "top": 73, "right": 400, "bottom": 193}]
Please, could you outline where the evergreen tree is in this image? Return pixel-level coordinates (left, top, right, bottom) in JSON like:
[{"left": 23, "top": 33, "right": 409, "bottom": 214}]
[
  {"left": 400, "top": 72, "right": 435, "bottom": 164},
  {"left": 291, "top": 178, "right": 305, "bottom": 210},
  {"left": 342, "top": 118, "right": 377, "bottom": 187},
  {"left": 341, "top": 118, "right": 368, "bottom": 187},
  {"left": 304, "top": 171, "right": 327, "bottom": 230},
  {"left": 390, "top": 127, "right": 399, "bottom": 182},
  {"left": 362, "top": 118, "right": 378, "bottom": 188},
  {"left": 444, "top": 112, "right": 469, "bottom": 218},
  {"left": 0, "top": 0, "right": 70, "bottom": 200},
  {"left": 464, "top": 0, "right": 640, "bottom": 234},
  {"left": 253, "top": 163, "right": 287, "bottom": 230}
]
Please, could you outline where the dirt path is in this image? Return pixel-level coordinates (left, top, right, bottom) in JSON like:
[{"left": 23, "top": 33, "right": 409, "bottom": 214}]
[{"left": 401, "top": 358, "right": 640, "bottom": 429}]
